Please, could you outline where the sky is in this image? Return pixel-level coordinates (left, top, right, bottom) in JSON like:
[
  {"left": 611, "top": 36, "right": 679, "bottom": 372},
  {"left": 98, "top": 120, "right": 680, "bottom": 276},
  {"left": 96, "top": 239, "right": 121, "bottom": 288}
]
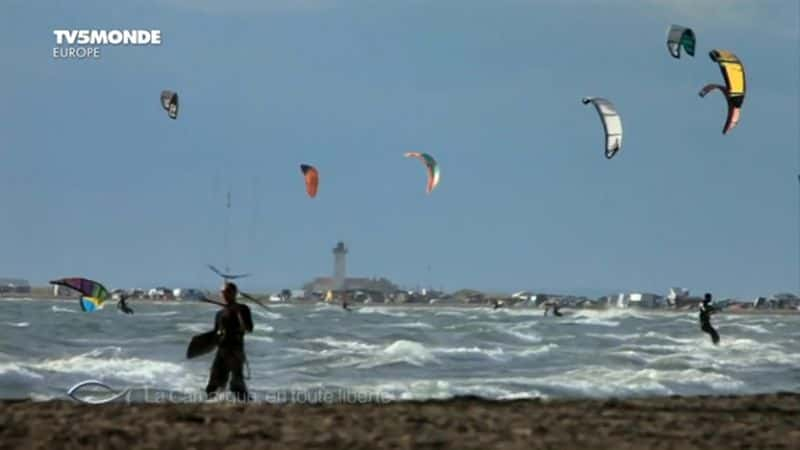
[{"left": 1, "top": 0, "right": 798, "bottom": 298}]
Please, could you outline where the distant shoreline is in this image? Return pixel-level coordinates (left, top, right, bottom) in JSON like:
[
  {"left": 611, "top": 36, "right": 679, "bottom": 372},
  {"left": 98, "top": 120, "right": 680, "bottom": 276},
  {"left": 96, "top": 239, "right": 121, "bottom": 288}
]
[
  {"left": 1, "top": 393, "right": 798, "bottom": 449},
  {"left": 2, "top": 294, "right": 799, "bottom": 314}
]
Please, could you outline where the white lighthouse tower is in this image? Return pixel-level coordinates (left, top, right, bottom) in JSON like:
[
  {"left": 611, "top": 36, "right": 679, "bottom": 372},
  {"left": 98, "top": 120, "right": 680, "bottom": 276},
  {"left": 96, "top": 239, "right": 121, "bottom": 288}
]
[{"left": 333, "top": 241, "right": 347, "bottom": 289}]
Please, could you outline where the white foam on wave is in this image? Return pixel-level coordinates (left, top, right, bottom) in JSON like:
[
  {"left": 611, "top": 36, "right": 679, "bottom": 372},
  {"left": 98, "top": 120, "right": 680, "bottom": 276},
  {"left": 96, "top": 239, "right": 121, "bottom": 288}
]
[
  {"left": 724, "top": 323, "right": 770, "bottom": 334},
  {"left": 28, "top": 347, "right": 193, "bottom": 387},
  {"left": 51, "top": 306, "right": 78, "bottom": 313},
  {"left": 135, "top": 311, "right": 179, "bottom": 317},
  {"left": 586, "top": 332, "right": 641, "bottom": 341},
  {"left": 365, "top": 377, "right": 548, "bottom": 401},
  {"left": 4, "top": 322, "right": 29, "bottom": 328},
  {"left": 379, "top": 321, "right": 434, "bottom": 329},
  {"left": 567, "top": 316, "right": 620, "bottom": 327},
  {"left": 356, "top": 307, "right": 408, "bottom": 318},
  {"left": 514, "top": 343, "right": 559, "bottom": 357},
  {"left": 432, "top": 346, "right": 505, "bottom": 359},
  {"left": 253, "top": 310, "right": 283, "bottom": 320},
  {"left": 0, "top": 362, "right": 44, "bottom": 380},
  {"left": 502, "top": 327, "right": 542, "bottom": 343},
  {"left": 521, "top": 366, "right": 743, "bottom": 397},
  {"left": 176, "top": 323, "right": 207, "bottom": 333},
  {"left": 306, "top": 337, "right": 379, "bottom": 352},
  {"left": 434, "top": 310, "right": 467, "bottom": 317},
  {"left": 357, "top": 340, "right": 438, "bottom": 369}
]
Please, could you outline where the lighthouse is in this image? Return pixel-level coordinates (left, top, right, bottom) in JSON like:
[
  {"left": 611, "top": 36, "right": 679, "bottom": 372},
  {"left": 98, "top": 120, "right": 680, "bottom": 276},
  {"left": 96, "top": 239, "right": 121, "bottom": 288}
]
[{"left": 333, "top": 241, "right": 347, "bottom": 289}]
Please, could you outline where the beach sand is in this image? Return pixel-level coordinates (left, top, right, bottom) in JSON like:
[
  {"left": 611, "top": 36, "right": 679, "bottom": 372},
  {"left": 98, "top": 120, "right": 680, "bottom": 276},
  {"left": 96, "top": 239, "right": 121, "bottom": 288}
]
[{"left": 2, "top": 394, "right": 798, "bottom": 449}]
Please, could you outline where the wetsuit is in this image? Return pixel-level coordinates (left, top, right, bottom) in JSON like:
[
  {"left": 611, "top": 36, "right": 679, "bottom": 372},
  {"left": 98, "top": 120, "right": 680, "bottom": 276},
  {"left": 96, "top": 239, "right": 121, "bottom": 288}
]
[
  {"left": 699, "top": 303, "right": 719, "bottom": 345},
  {"left": 552, "top": 305, "right": 563, "bottom": 317},
  {"left": 117, "top": 298, "right": 134, "bottom": 315},
  {"left": 206, "top": 303, "right": 253, "bottom": 400}
]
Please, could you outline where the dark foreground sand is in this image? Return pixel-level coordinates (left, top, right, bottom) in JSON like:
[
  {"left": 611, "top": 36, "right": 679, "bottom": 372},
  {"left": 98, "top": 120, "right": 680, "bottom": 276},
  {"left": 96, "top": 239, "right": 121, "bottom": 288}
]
[{"left": 2, "top": 394, "right": 799, "bottom": 450}]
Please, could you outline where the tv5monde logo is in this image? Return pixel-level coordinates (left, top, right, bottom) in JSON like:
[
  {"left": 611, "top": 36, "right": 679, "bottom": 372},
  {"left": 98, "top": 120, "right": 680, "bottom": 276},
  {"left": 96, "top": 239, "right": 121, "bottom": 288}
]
[{"left": 52, "top": 29, "right": 162, "bottom": 59}]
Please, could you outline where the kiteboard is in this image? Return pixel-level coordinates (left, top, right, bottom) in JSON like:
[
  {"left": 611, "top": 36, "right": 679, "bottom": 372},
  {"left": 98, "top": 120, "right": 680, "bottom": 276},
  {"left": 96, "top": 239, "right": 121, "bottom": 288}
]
[{"left": 187, "top": 330, "right": 219, "bottom": 359}]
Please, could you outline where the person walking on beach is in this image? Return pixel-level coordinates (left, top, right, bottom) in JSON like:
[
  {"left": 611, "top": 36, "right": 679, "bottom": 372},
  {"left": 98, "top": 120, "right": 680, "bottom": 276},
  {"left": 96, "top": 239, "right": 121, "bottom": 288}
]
[
  {"left": 699, "top": 293, "right": 720, "bottom": 345},
  {"left": 206, "top": 282, "right": 254, "bottom": 401}
]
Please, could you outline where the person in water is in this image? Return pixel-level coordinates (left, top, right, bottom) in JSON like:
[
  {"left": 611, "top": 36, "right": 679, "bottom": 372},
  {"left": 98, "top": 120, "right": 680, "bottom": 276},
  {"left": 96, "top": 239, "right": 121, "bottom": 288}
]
[
  {"left": 699, "top": 293, "right": 720, "bottom": 345},
  {"left": 117, "top": 295, "right": 134, "bottom": 314},
  {"left": 543, "top": 302, "right": 562, "bottom": 317},
  {"left": 206, "top": 282, "right": 254, "bottom": 401}
]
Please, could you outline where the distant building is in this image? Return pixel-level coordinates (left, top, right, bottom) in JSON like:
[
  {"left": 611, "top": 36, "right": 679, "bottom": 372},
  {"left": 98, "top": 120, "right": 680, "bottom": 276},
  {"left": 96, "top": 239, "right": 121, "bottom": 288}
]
[
  {"left": 333, "top": 242, "right": 347, "bottom": 290},
  {"left": 303, "top": 241, "right": 399, "bottom": 295},
  {"left": 612, "top": 292, "right": 663, "bottom": 308},
  {"left": 0, "top": 278, "right": 31, "bottom": 294}
]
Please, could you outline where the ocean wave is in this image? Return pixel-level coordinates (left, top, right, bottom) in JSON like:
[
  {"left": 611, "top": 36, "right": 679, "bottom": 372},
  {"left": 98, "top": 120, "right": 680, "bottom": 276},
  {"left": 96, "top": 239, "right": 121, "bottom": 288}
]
[
  {"left": 378, "top": 321, "right": 434, "bottom": 329},
  {"left": 723, "top": 323, "right": 770, "bottom": 334},
  {"left": 502, "top": 327, "right": 542, "bottom": 343},
  {"left": 176, "top": 323, "right": 207, "bottom": 333},
  {"left": 356, "top": 340, "right": 438, "bottom": 369},
  {"left": 28, "top": 347, "right": 187, "bottom": 384},
  {"left": 51, "top": 306, "right": 79, "bottom": 314},
  {"left": 431, "top": 346, "right": 505, "bottom": 359},
  {"left": 134, "top": 311, "right": 179, "bottom": 317},
  {"left": 356, "top": 307, "right": 408, "bottom": 318},
  {"left": 0, "top": 362, "right": 44, "bottom": 380},
  {"left": 3, "top": 322, "right": 30, "bottom": 328},
  {"left": 253, "top": 310, "right": 284, "bottom": 320}
]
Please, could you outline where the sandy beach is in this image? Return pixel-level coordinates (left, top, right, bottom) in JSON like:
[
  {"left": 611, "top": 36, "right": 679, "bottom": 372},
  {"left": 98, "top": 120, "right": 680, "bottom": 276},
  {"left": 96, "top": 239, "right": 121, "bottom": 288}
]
[{"left": 2, "top": 394, "right": 798, "bottom": 450}]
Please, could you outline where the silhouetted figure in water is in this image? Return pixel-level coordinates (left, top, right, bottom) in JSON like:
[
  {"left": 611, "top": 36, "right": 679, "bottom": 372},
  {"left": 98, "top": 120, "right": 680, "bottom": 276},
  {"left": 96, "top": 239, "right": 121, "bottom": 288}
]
[
  {"left": 544, "top": 302, "right": 562, "bottom": 317},
  {"left": 117, "top": 296, "right": 134, "bottom": 315},
  {"left": 492, "top": 299, "right": 504, "bottom": 310},
  {"left": 699, "top": 293, "right": 720, "bottom": 345},
  {"left": 206, "top": 282, "right": 253, "bottom": 401},
  {"left": 342, "top": 300, "right": 351, "bottom": 311}
]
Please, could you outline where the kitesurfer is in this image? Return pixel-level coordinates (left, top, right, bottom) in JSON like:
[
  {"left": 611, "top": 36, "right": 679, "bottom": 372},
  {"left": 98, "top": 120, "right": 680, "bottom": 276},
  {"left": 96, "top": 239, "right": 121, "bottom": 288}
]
[
  {"left": 206, "top": 282, "right": 254, "bottom": 401},
  {"left": 117, "top": 296, "right": 134, "bottom": 315},
  {"left": 699, "top": 293, "right": 720, "bottom": 345},
  {"left": 492, "top": 299, "right": 503, "bottom": 310},
  {"left": 342, "top": 299, "right": 351, "bottom": 311},
  {"left": 544, "top": 302, "right": 562, "bottom": 317}
]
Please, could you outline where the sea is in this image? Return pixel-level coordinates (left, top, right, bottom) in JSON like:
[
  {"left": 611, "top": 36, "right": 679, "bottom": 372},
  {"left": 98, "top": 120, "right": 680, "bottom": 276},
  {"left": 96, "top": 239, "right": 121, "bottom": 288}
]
[{"left": 1, "top": 298, "right": 799, "bottom": 403}]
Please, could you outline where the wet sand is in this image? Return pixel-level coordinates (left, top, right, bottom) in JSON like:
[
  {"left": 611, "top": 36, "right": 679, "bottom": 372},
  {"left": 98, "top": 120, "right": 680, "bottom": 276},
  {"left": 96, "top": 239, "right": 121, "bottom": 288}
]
[{"left": 2, "top": 394, "right": 799, "bottom": 449}]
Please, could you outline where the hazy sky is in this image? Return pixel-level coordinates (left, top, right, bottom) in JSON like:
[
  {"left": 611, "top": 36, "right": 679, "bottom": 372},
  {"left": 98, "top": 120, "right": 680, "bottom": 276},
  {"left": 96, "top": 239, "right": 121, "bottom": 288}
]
[{"left": 1, "top": 0, "right": 798, "bottom": 297}]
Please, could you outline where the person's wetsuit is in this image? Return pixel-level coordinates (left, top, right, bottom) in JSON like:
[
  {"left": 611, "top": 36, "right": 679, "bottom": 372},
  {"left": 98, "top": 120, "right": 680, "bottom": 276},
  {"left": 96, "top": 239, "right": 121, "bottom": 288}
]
[
  {"left": 552, "top": 305, "right": 563, "bottom": 317},
  {"left": 117, "top": 297, "right": 134, "bottom": 315},
  {"left": 206, "top": 303, "right": 253, "bottom": 400},
  {"left": 699, "top": 302, "right": 719, "bottom": 345},
  {"left": 342, "top": 301, "right": 351, "bottom": 311}
]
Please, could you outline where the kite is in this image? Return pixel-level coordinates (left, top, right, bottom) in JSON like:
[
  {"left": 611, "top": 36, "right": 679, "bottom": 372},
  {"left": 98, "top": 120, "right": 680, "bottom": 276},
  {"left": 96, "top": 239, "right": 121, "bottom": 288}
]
[
  {"left": 300, "top": 164, "right": 319, "bottom": 198},
  {"left": 699, "top": 50, "right": 746, "bottom": 134},
  {"left": 49, "top": 278, "right": 110, "bottom": 312},
  {"left": 160, "top": 90, "right": 179, "bottom": 120},
  {"left": 666, "top": 25, "right": 696, "bottom": 58},
  {"left": 404, "top": 152, "right": 440, "bottom": 194},
  {"left": 582, "top": 97, "right": 623, "bottom": 159}
]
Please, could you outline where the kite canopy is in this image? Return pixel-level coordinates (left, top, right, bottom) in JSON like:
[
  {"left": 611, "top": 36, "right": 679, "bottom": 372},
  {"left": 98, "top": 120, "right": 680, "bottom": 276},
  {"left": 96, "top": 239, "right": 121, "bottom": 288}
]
[
  {"left": 700, "top": 50, "right": 746, "bottom": 134},
  {"left": 160, "top": 90, "right": 179, "bottom": 119},
  {"left": 207, "top": 264, "right": 250, "bottom": 281},
  {"left": 666, "top": 25, "right": 696, "bottom": 58},
  {"left": 50, "top": 278, "right": 109, "bottom": 312},
  {"left": 404, "top": 152, "right": 440, "bottom": 194},
  {"left": 582, "top": 97, "right": 623, "bottom": 159},
  {"left": 300, "top": 164, "right": 319, "bottom": 198}
]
